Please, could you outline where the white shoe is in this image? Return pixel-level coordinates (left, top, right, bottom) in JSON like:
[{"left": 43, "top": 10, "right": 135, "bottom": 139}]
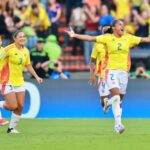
[
  {"left": 114, "top": 124, "right": 125, "bottom": 134},
  {"left": 103, "top": 98, "right": 110, "bottom": 113},
  {"left": 7, "top": 128, "right": 20, "bottom": 134}
]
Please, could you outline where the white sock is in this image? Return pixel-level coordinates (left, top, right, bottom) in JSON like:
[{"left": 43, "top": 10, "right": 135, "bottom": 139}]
[
  {"left": 9, "top": 113, "right": 21, "bottom": 129},
  {"left": 107, "top": 98, "right": 112, "bottom": 106},
  {"left": 0, "top": 101, "right": 5, "bottom": 109},
  {"left": 120, "top": 108, "right": 122, "bottom": 117},
  {"left": 0, "top": 110, "right": 2, "bottom": 119},
  {"left": 111, "top": 95, "right": 122, "bottom": 126}
]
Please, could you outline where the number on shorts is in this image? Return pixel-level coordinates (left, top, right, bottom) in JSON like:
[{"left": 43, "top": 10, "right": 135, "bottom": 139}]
[
  {"left": 110, "top": 74, "right": 115, "bottom": 80},
  {"left": 101, "top": 81, "right": 105, "bottom": 88},
  {"left": 9, "top": 85, "right": 13, "bottom": 90}
]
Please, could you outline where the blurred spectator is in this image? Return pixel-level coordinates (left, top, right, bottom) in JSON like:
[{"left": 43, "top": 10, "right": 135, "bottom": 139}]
[
  {"left": 124, "top": 14, "right": 135, "bottom": 34},
  {"left": 22, "top": 26, "right": 38, "bottom": 50},
  {"left": 0, "top": 0, "right": 23, "bottom": 46},
  {"left": 66, "top": 0, "right": 83, "bottom": 24},
  {"left": 30, "top": 38, "right": 50, "bottom": 78},
  {"left": 16, "top": 0, "right": 29, "bottom": 12},
  {"left": 132, "top": 0, "right": 141, "bottom": 11},
  {"left": 21, "top": 2, "right": 51, "bottom": 38},
  {"left": 69, "top": 6, "right": 85, "bottom": 55},
  {"left": 133, "top": 9, "right": 150, "bottom": 48},
  {"left": 46, "top": 0, "right": 62, "bottom": 37},
  {"left": 44, "top": 35, "right": 62, "bottom": 64},
  {"left": 113, "top": 0, "right": 131, "bottom": 19},
  {"left": 0, "top": 11, "right": 11, "bottom": 46},
  {"left": 82, "top": 3, "right": 99, "bottom": 64},
  {"left": 130, "top": 62, "right": 150, "bottom": 79},
  {"left": 44, "top": 35, "right": 68, "bottom": 79},
  {"left": 83, "top": 0, "right": 101, "bottom": 10},
  {"left": 15, "top": 1, "right": 38, "bottom": 50},
  {"left": 98, "top": 4, "right": 114, "bottom": 30},
  {"left": 83, "top": 0, "right": 100, "bottom": 6}
]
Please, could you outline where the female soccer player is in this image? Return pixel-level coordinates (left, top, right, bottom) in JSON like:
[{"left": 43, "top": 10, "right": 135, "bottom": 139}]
[
  {"left": 0, "top": 30, "right": 43, "bottom": 133},
  {"left": 67, "top": 20, "right": 150, "bottom": 133},
  {"left": 89, "top": 25, "right": 112, "bottom": 113},
  {"left": 0, "top": 35, "right": 9, "bottom": 126}
]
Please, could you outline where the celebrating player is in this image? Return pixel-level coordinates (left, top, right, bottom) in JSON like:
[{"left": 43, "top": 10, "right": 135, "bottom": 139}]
[
  {"left": 66, "top": 19, "right": 150, "bottom": 134},
  {"left": 89, "top": 25, "right": 112, "bottom": 113},
  {"left": 0, "top": 30, "right": 43, "bottom": 133}
]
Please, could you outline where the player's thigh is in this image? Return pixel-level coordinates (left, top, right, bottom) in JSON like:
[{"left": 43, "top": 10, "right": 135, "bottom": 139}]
[
  {"left": 119, "top": 71, "right": 128, "bottom": 95},
  {"left": 14, "top": 86, "right": 26, "bottom": 108},
  {"left": 98, "top": 78, "right": 110, "bottom": 97},
  {"left": 3, "top": 92, "right": 17, "bottom": 107},
  {"left": 106, "top": 70, "right": 120, "bottom": 95},
  {"left": 2, "top": 84, "right": 17, "bottom": 107}
]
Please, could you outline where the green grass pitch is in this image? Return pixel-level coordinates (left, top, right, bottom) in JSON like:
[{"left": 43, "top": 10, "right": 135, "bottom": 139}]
[{"left": 0, "top": 119, "right": 150, "bottom": 150}]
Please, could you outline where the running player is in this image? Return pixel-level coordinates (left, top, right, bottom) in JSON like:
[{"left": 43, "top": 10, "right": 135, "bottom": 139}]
[
  {"left": 89, "top": 25, "right": 112, "bottom": 113},
  {"left": 0, "top": 30, "right": 43, "bottom": 133},
  {"left": 66, "top": 20, "right": 150, "bottom": 133},
  {"left": 0, "top": 35, "right": 9, "bottom": 126}
]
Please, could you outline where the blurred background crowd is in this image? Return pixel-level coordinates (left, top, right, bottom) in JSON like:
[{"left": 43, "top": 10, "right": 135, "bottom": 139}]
[{"left": 0, "top": 0, "right": 150, "bottom": 79}]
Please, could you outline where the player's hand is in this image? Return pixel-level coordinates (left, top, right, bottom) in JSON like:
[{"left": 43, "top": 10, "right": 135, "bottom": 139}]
[
  {"left": 66, "top": 27, "right": 75, "bottom": 38},
  {"left": 88, "top": 76, "right": 96, "bottom": 86},
  {"left": 36, "top": 77, "right": 43, "bottom": 84},
  {"left": 35, "top": 63, "right": 41, "bottom": 69},
  {"left": 132, "top": 9, "right": 138, "bottom": 15}
]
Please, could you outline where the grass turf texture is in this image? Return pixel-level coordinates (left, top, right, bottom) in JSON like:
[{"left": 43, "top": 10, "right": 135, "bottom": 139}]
[{"left": 0, "top": 119, "right": 150, "bottom": 150}]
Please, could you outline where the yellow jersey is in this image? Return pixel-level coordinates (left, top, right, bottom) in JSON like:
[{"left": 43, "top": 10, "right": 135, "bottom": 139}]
[
  {"left": 0, "top": 44, "right": 31, "bottom": 86},
  {"left": 91, "top": 43, "right": 108, "bottom": 78},
  {"left": 96, "top": 33, "right": 141, "bottom": 72}
]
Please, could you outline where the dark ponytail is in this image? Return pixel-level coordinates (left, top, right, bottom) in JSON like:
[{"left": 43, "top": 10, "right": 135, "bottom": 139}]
[
  {"left": 101, "top": 24, "right": 113, "bottom": 34},
  {"left": 13, "top": 30, "right": 23, "bottom": 38},
  {"left": 112, "top": 19, "right": 124, "bottom": 27}
]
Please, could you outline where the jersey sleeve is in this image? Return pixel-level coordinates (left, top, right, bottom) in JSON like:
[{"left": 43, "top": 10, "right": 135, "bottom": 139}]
[
  {"left": 127, "top": 34, "right": 141, "bottom": 47},
  {"left": 91, "top": 44, "right": 97, "bottom": 59},
  {"left": 96, "top": 34, "right": 108, "bottom": 44},
  {"left": 0, "top": 47, "right": 11, "bottom": 59},
  {"left": 25, "top": 50, "right": 31, "bottom": 66},
  {"left": 0, "top": 49, "right": 6, "bottom": 59}
]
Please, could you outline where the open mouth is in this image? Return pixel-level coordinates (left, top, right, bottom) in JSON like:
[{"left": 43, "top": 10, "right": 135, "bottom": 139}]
[{"left": 120, "top": 29, "right": 124, "bottom": 32}]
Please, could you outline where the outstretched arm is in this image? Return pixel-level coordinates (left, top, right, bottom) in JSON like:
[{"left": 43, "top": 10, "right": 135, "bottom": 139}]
[
  {"left": 66, "top": 27, "right": 96, "bottom": 42},
  {"left": 141, "top": 37, "right": 150, "bottom": 43},
  {"left": 26, "top": 64, "right": 43, "bottom": 84}
]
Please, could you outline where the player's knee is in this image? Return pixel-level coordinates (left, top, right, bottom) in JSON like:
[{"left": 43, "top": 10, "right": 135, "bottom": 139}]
[
  {"left": 9, "top": 104, "right": 18, "bottom": 111},
  {"left": 110, "top": 88, "right": 120, "bottom": 96},
  {"left": 113, "top": 95, "right": 120, "bottom": 103},
  {"left": 18, "top": 104, "right": 24, "bottom": 111}
]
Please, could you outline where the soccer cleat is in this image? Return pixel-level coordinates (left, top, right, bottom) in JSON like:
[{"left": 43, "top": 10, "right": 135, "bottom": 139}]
[
  {"left": 7, "top": 128, "right": 20, "bottom": 134},
  {"left": 114, "top": 124, "right": 125, "bottom": 134},
  {"left": 0, "top": 118, "right": 9, "bottom": 126},
  {"left": 103, "top": 98, "right": 110, "bottom": 113}
]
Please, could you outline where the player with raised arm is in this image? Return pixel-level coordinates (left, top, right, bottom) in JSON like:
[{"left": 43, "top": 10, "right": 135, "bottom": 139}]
[{"left": 67, "top": 20, "right": 150, "bottom": 134}]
